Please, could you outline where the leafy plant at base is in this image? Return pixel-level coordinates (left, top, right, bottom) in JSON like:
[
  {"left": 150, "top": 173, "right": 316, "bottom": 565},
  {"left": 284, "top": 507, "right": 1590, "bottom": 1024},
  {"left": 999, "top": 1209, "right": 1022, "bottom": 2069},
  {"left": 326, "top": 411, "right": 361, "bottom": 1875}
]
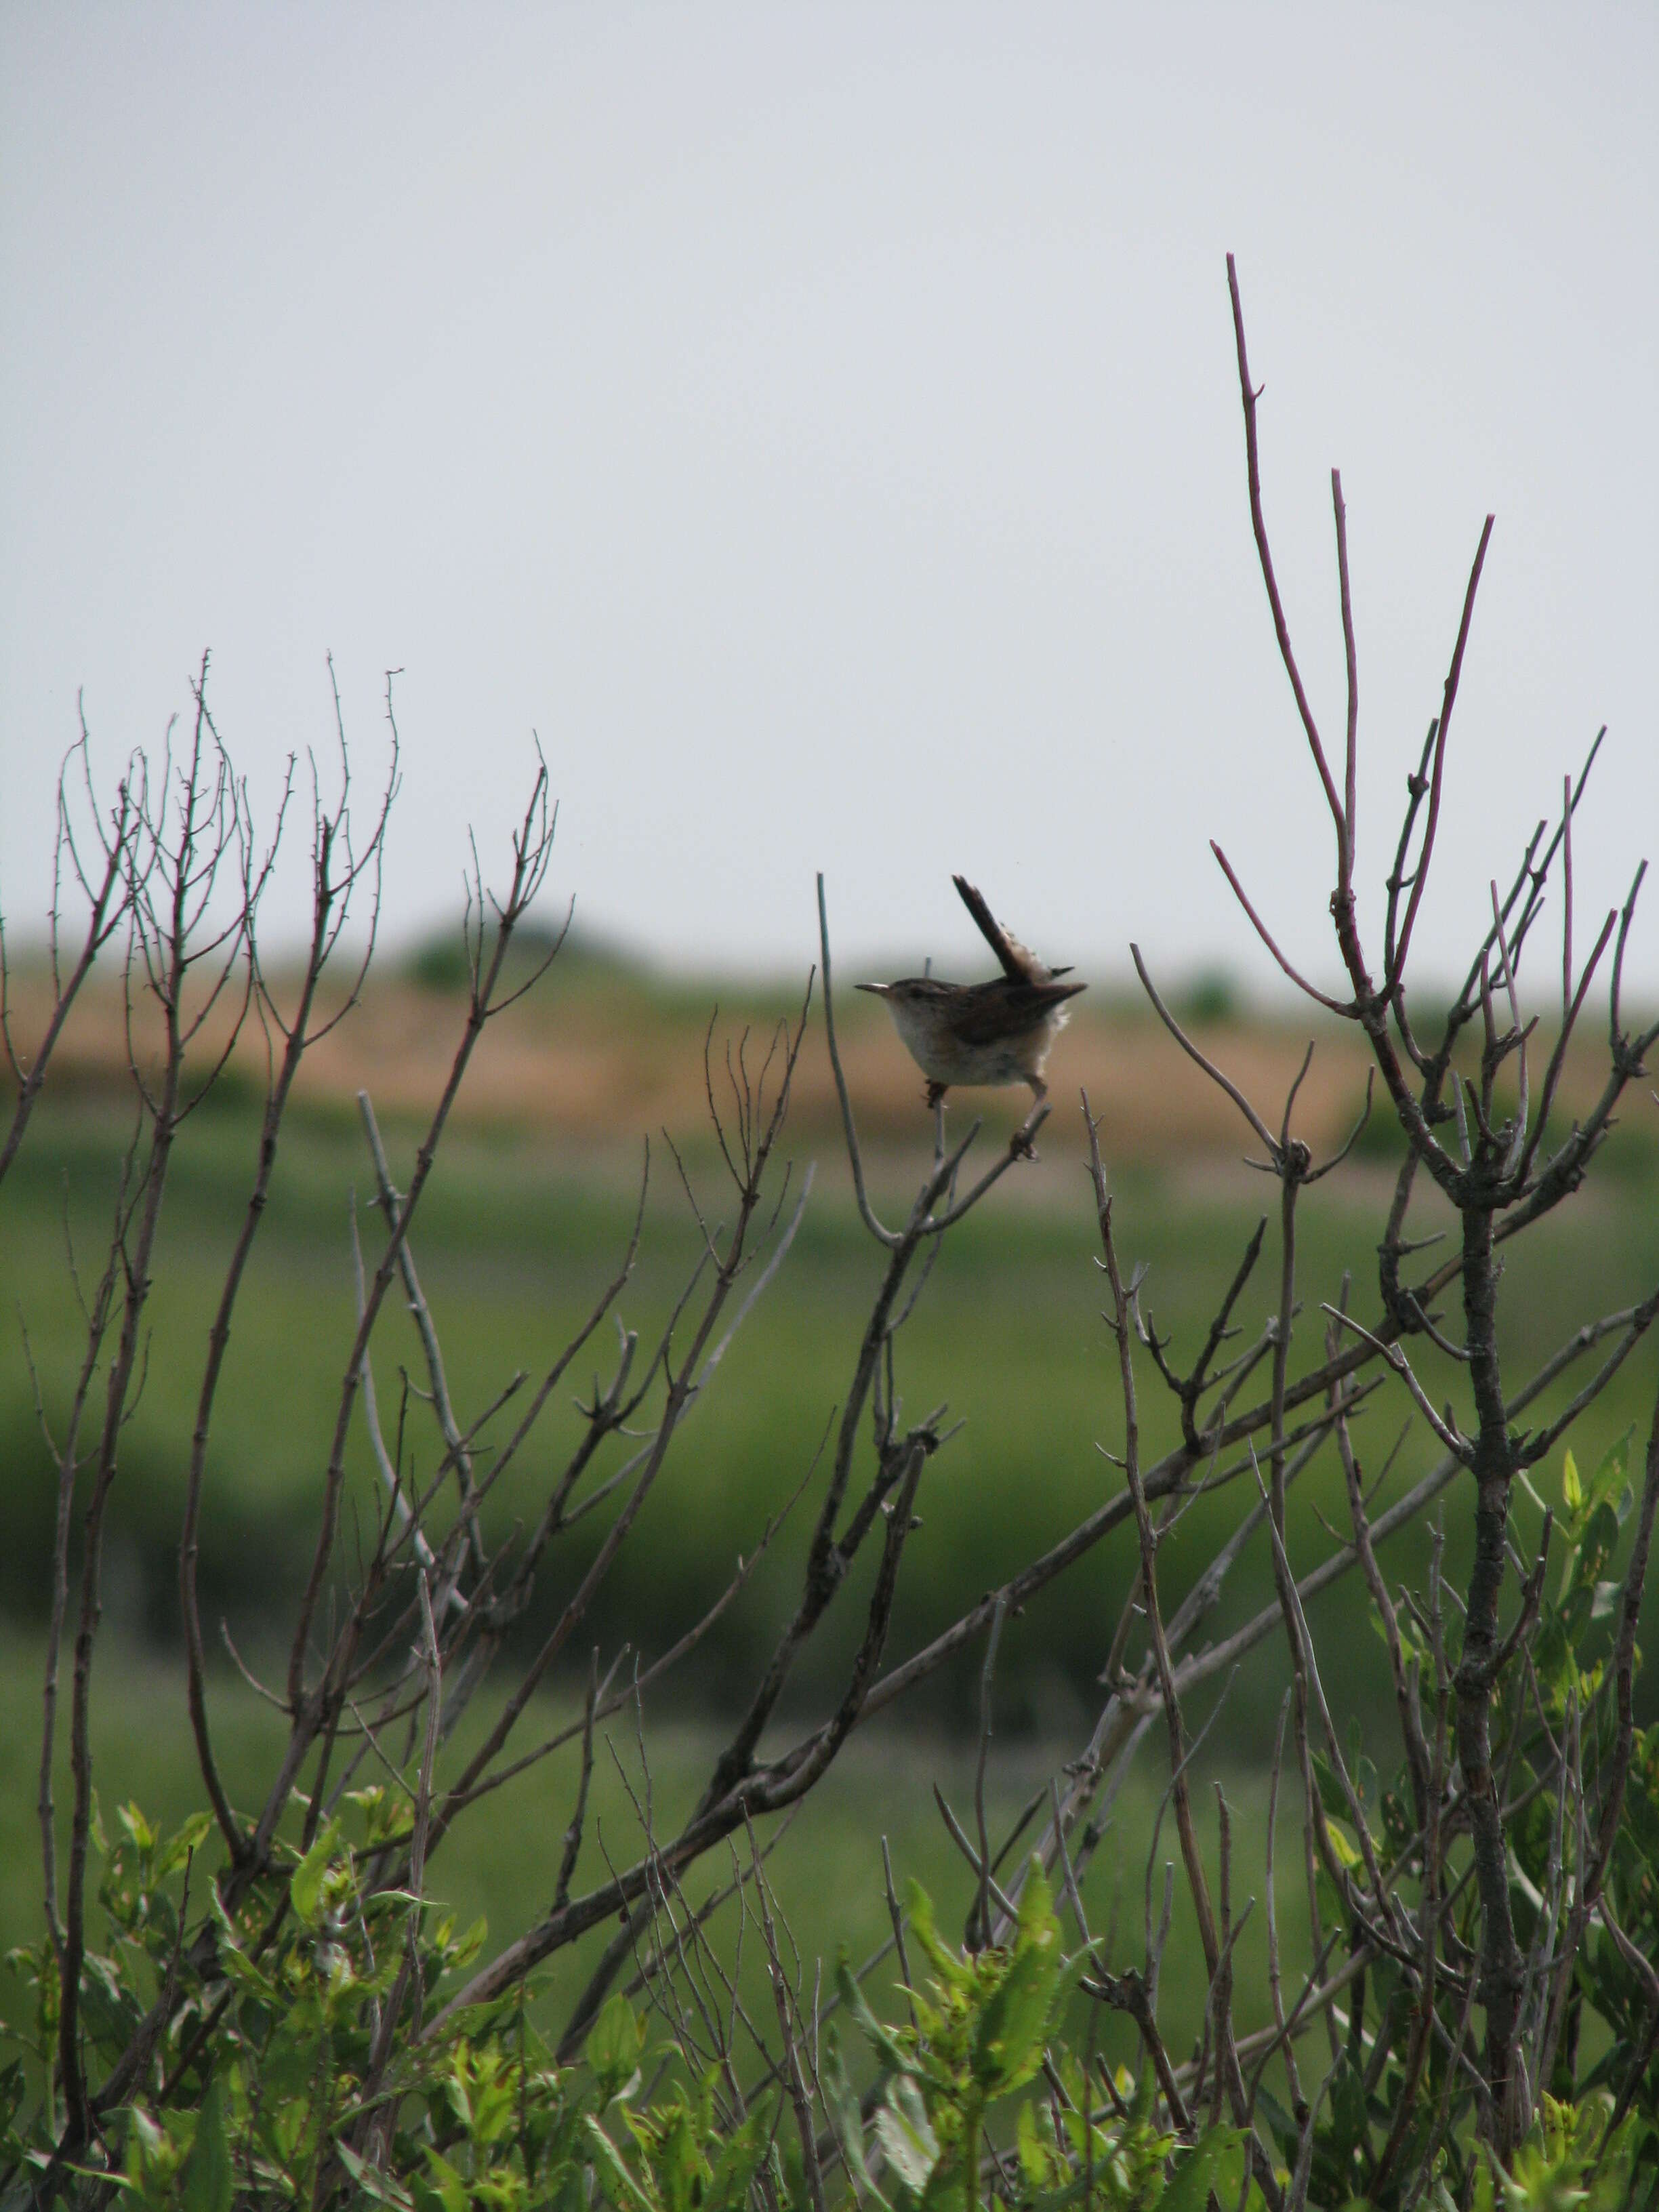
[{"left": 827, "top": 1866, "right": 1241, "bottom": 2212}]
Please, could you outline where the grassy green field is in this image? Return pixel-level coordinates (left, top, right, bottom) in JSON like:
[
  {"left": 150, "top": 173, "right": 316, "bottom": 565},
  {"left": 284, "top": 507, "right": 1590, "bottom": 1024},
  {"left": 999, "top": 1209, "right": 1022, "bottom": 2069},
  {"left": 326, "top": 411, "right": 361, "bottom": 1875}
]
[
  {"left": 0, "top": 1624, "right": 1299, "bottom": 2080},
  {"left": 2, "top": 1010, "right": 1656, "bottom": 2099},
  {"left": 3, "top": 1088, "right": 1656, "bottom": 1744}
]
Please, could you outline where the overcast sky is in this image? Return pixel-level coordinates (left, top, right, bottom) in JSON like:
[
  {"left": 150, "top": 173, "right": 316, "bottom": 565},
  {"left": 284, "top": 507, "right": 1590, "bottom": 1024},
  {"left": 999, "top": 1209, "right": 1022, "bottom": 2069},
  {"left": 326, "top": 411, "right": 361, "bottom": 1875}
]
[{"left": 3, "top": 3, "right": 1655, "bottom": 1001}]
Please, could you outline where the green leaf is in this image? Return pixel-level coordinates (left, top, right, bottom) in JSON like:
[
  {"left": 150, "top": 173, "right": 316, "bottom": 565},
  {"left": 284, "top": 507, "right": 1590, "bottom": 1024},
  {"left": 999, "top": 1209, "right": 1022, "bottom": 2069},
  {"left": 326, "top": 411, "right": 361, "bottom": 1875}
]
[
  {"left": 902, "top": 1881, "right": 972, "bottom": 1993},
  {"left": 290, "top": 1818, "right": 343, "bottom": 1929},
  {"left": 214, "top": 1938, "right": 277, "bottom": 2001},
  {"left": 1311, "top": 1754, "right": 1349, "bottom": 1824},
  {"left": 1315, "top": 1862, "right": 1345, "bottom": 1936},
  {"left": 1559, "top": 1584, "right": 1593, "bottom": 1645},
  {"left": 1562, "top": 1449, "right": 1583, "bottom": 1514},
  {"left": 1254, "top": 2085, "right": 1297, "bottom": 2165},
  {"left": 1326, "top": 2057, "right": 1368, "bottom": 2163},
  {"left": 835, "top": 1951, "right": 914, "bottom": 2077},
  {"left": 117, "top": 1803, "right": 159, "bottom": 1856},
  {"left": 1533, "top": 1609, "right": 1572, "bottom": 1700},
  {"left": 970, "top": 1868, "right": 1062, "bottom": 2095},
  {"left": 0, "top": 2056, "right": 26, "bottom": 2138},
  {"left": 79, "top": 1950, "right": 143, "bottom": 2053},
  {"left": 705, "top": 2106, "right": 773, "bottom": 2212},
  {"left": 1573, "top": 1500, "right": 1621, "bottom": 1594},
  {"left": 157, "top": 1811, "right": 214, "bottom": 1879},
  {"left": 584, "top": 1993, "right": 645, "bottom": 2100},
  {"left": 447, "top": 1915, "right": 487, "bottom": 1969},
  {"left": 419, "top": 2146, "right": 473, "bottom": 2212},
  {"left": 1015, "top": 2100, "right": 1051, "bottom": 2188},
  {"left": 335, "top": 2141, "right": 417, "bottom": 2209},
  {"left": 1511, "top": 1786, "right": 1554, "bottom": 1889},
  {"left": 584, "top": 2113, "right": 661, "bottom": 2212},
  {"left": 181, "top": 2075, "right": 232, "bottom": 2212},
  {"left": 1586, "top": 1429, "right": 1632, "bottom": 1511},
  {"left": 1322, "top": 1820, "right": 1364, "bottom": 1872},
  {"left": 1159, "top": 2128, "right": 1244, "bottom": 2212},
  {"left": 655, "top": 2102, "right": 708, "bottom": 2212},
  {"left": 873, "top": 2077, "right": 938, "bottom": 2196},
  {"left": 821, "top": 2028, "right": 889, "bottom": 2208}
]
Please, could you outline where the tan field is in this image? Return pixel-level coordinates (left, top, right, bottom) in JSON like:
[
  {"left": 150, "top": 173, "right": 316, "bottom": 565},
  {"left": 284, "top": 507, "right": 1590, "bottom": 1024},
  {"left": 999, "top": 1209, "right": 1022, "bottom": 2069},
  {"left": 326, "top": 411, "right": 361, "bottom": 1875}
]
[{"left": 4, "top": 941, "right": 1633, "bottom": 1167}]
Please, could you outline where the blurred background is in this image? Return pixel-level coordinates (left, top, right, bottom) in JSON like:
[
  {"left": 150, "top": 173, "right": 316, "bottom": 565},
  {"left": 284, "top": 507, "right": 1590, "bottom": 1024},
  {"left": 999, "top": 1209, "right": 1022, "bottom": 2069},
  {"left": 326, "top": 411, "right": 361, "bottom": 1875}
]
[
  {"left": 3, "top": 0, "right": 1656, "bottom": 2050},
  {"left": 3, "top": 2, "right": 1656, "bottom": 987}
]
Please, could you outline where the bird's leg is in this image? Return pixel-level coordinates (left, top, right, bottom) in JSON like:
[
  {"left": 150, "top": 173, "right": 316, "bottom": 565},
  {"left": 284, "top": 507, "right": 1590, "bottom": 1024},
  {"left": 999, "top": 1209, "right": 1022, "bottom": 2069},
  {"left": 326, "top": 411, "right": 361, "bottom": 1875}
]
[
  {"left": 924, "top": 1080, "right": 948, "bottom": 1110},
  {"left": 1010, "top": 1077, "right": 1048, "bottom": 1160}
]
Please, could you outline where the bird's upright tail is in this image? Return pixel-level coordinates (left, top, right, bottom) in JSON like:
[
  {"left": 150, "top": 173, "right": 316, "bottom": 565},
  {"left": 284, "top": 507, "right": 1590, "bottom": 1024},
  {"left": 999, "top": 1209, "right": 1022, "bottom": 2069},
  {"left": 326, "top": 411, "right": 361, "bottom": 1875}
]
[{"left": 953, "top": 874, "right": 1038, "bottom": 982}]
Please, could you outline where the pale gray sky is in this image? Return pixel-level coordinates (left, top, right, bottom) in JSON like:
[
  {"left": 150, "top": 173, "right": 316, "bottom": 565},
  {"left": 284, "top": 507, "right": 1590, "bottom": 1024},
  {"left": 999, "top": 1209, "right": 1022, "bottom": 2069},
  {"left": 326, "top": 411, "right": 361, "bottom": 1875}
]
[{"left": 3, "top": 3, "right": 1656, "bottom": 998}]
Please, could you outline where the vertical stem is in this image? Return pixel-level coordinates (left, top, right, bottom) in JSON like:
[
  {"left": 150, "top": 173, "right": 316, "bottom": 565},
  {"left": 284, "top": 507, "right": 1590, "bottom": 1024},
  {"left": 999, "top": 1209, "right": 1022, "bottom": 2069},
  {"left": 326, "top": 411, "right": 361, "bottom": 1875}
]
[
  {"left": 58, "top": 1048, "right": 183, "bottom": 2137},
  {"left": 56, "top": 681, "right": 226, "bottom": 2137},
  {"left": 1453, "top": 1196, "right": 1525, "bottom": 2149},
  {"left": 1086, "top": 1118, "right": 1220, "bottom": 1978},
  {"left": 1269, "top": 1166, "right": 1302, "bottom": 1538},
  {"left": 181, "top": 914, "right": 331, "bottom": 1860},
  {"left": 964, "top": 2089, "right": 985, "bottom": 2212},
  {"left": 1332, "top": 468, "right": 1359, "bottom": 892}
]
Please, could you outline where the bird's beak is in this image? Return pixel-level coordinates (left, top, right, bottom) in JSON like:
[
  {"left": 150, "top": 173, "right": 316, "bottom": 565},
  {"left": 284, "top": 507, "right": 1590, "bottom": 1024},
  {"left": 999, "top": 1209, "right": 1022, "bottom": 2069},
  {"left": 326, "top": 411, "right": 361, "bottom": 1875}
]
[{"left": 854, "top": 982, "right": 888, "bottom": 996}]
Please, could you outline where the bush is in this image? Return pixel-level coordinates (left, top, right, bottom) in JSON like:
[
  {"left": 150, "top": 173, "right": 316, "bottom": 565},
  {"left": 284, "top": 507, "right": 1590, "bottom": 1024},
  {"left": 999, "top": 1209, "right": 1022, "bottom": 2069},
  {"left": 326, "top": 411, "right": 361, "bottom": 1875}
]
[{"left": 3, "top": 264, "right": 1658, "bottom": 2207}]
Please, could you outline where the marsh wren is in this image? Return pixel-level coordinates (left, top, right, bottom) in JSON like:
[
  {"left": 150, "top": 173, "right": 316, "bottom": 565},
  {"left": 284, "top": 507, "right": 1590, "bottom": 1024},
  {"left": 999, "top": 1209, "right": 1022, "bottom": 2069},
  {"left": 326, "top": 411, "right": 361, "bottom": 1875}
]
[{"left": 857, "top": 877, "right": 1085, "bottom": 1122}]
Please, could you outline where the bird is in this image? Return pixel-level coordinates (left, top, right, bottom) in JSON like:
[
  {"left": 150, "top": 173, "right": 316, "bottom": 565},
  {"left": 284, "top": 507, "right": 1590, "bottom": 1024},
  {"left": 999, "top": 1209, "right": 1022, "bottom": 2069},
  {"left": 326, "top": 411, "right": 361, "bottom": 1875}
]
[{"left": 857, "top": 876, "right": 1085, "bottom": 1129}]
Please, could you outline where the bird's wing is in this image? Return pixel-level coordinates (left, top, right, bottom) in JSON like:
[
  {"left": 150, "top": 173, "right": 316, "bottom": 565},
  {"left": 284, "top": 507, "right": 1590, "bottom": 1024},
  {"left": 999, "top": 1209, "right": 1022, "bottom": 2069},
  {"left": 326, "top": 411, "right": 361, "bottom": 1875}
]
[
  {"left": 952, "top": 875, "right": 1033, "bottom": 982},
  {"left": 950, "top": 976, "right": 1086, "bottom": 1044}
]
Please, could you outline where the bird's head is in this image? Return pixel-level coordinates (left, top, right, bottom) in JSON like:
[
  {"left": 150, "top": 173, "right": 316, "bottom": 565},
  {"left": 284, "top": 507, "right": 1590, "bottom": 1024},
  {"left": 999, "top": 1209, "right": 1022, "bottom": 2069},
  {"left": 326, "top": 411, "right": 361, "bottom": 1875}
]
[{"left": 856, "top": 978, "right": 951, "bottom": 1007}]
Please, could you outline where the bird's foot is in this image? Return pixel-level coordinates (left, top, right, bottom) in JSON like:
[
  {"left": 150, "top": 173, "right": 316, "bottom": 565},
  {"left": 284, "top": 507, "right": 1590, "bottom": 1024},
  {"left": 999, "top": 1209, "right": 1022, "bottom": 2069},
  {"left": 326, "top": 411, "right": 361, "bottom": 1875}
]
[
  {"left": 924, "top": 1082, "right": 948, "bottom": 1110},
  {"left": 1010, "top": 1123, "right": 1038, "bottom": 1161}
]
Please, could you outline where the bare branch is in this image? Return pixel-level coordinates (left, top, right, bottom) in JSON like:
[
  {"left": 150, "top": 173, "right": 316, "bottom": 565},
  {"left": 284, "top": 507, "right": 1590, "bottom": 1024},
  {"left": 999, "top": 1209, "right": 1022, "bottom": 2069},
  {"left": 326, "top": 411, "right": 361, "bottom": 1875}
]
[
  {"left": 817, "top": 872, "right": 901, "bottom": 1250},
  {"left": 1225, "top": 251, "right": 1345, "bottom": 863},
  {"left": 1210, "top": 844, "right": 1352, "bottom": 1014},
  {"left": 358, "top": 1090, "right": 485, "bottom": 1570},
  {"left": 1130, "top": 944, "right": 1279, "bottom": 1156},
  {"left": 1387, "top": 514, "right": 1496, "bottom": 990},
  {"left": 1324, "top": 1305, "right": 1473, "bottom": 1463}
]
